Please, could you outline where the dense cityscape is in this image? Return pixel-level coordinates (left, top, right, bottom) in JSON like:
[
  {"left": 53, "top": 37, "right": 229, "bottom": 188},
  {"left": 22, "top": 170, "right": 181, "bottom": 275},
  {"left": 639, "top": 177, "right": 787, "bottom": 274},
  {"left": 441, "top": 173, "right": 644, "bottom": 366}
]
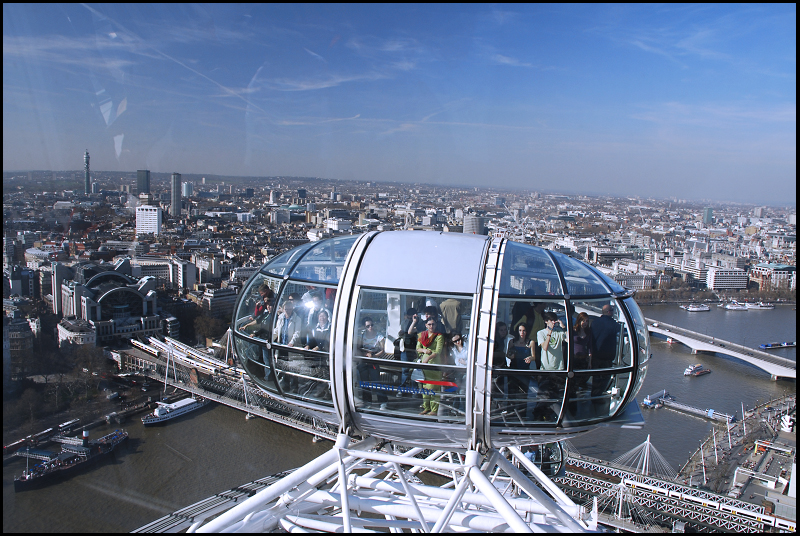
[{"left": 3, "top": 162, "right": 795, "bottom": 423}]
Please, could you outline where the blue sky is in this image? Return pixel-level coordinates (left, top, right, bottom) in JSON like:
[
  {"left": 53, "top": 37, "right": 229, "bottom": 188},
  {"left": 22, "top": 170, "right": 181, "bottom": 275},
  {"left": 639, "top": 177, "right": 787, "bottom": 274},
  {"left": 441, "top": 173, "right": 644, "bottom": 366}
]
[{"left": 3, "top": 4, "right": 796, "bottom": 204}]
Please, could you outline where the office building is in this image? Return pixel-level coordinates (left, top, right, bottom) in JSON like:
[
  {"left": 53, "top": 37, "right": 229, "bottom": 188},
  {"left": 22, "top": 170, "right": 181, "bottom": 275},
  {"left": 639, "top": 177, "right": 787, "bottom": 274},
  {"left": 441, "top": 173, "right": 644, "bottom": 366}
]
[
  {"left": 170, "top": 172, "right": 182, "bottom": 218},
  {"left": 749, "top": 263, "right": 796, "bottom": 291},
  {"left": 463, "top": 215, "right": 488, "bottom": 235},
  {"left": 706, "top": 268, "right": 748, "bottom": 290},
  {"left": 137, "top": 169, "right": 151, "bottom": 195},
  {"left": 136, "top": 205, "right": 162, "bottom": 236},
  {"left": 703, "top": 207, "right": 713, "bottom": 224},
  {"left": 182, "top": 182, "right": 193, "bottom": 197}
]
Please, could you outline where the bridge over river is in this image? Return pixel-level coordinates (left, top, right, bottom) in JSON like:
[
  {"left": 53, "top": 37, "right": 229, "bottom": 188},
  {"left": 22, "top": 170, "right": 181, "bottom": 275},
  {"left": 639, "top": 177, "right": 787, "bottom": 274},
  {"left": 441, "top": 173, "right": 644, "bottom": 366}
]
[{"left": 646, "top": 319, "right": 795, "bottom": 380}]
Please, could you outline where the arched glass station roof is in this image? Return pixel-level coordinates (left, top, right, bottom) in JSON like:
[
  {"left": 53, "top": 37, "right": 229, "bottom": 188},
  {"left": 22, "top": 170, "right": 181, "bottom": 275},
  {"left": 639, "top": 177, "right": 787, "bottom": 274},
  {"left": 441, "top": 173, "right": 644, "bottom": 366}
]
[{"left": 232, "top": 231, "right": 649, "bottom": 449}]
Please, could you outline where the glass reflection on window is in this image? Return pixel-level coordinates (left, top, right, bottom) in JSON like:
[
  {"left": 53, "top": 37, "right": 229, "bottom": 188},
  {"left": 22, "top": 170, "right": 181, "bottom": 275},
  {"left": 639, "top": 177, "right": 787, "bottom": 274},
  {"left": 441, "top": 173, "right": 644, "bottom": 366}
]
[
  {"left": 624, "top": 297, "right": 650, "bottom": 364},
  {"left": 289, "top": 235, "right": 358, "bottom": 283},
  {"left": 563, "top": 371, "right": 630, "bottom": 423},
  {"left": 351, "top": 289, "right": 472, "bottom": 422},
  {"left": 495, "top": 299, "right": 567, "bottom": 372},
  {"left": 490, "top": 372, "right": 566, "bottom": 425},
  {"left": 272, "top": 347, "right": 332, "bottom": 404},
  {"left": 234, "top": 335, "right": 277, "bottom": 392},
  {"left": 262, "top": 242, "right": 316, "bottom": 277},
  {"left": 550, "top": 251, "right": 612, "bottom": 296},
  {"left": 570, "top": 299, "right": 632, "bottom": 370},
  {"left": 235, "top": 274, "right": 279, "bottom": 342},
  {"left": 499, "top": 241, "right": 563, "bottom": 296},
  {"left": 272, "top": 282, "right": 336, "bottom": 351}
]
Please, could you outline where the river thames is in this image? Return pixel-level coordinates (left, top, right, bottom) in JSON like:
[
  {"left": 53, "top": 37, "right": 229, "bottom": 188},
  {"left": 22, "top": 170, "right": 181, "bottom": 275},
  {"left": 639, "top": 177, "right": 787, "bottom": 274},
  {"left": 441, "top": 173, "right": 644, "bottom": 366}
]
[{"left": 3, "top": 304, "right": 795, "bottom": 532}]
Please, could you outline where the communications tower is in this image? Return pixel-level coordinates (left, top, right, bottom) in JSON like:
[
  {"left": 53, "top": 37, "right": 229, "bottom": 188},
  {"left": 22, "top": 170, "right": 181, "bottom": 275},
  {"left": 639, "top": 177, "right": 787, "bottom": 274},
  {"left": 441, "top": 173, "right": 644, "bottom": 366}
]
[{"left": 83, "top": 150, "right": 90, "bottom": 195}]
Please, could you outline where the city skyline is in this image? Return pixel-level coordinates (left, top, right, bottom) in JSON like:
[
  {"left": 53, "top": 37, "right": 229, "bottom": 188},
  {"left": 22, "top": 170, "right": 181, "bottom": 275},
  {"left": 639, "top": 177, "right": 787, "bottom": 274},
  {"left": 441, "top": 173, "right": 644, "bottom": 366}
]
[{"left": 3, "top": 4, "right": 796, "bottom": 204}]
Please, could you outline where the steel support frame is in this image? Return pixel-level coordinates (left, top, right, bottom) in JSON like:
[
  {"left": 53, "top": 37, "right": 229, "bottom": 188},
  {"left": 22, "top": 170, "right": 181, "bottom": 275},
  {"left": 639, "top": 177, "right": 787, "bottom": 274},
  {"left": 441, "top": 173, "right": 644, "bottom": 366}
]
[{"left": 190, "top": 433, "right": 590, "bottom": 533}]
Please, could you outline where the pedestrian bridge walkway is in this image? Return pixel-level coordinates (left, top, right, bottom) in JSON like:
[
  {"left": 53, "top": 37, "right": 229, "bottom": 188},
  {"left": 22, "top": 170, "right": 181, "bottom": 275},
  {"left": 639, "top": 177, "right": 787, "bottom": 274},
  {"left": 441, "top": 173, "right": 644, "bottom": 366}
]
[{"left": 646, "top": 319, "right": 795, "bottom": 380}]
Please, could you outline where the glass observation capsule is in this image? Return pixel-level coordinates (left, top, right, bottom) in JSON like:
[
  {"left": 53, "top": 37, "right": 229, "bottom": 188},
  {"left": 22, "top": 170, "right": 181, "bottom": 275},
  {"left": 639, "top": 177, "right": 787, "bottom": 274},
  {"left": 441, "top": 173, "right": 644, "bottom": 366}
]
[{"left": 232, "top": 231, "right": 649, "bottom": 449}]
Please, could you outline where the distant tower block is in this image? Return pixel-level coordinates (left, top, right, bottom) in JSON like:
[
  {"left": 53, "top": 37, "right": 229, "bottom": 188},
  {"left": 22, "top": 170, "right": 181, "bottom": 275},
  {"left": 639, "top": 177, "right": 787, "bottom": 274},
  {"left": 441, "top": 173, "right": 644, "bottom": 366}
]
[
  {"left": 170, "top": 172, "right": 182, "bottom": 218},
  {"left": 84, "top": 150, "right": 91, "bottom": 195},
  {"left": 137, "top": 169, "right": 151, "bottom": 195}
]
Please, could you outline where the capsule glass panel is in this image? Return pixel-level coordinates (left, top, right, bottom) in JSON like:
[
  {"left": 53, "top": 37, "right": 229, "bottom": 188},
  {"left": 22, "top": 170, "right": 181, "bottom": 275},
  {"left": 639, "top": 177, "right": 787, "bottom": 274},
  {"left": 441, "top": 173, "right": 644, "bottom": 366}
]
[
  {"left": 235, "top": 273, "right": 280, "bottom": 342},
  {"left": 235, "top": 335, "right": 277, "bottom": 392},
  {"left": 570, "top": 299, "right": 633, "bottom": 370},
  {"left": 351, "top": 289, "right": 473, "bottom": 423},
  {"left": 490, "top": 372, "right": 566, "bottom": 425},
  {"left": 289, "top": 235, "right": 359, "bottom": 283},
  {"left": 624, "top": 297, "right": 650, "bottom": 365},
  {"left": 518, "top": 442, "right": 564, "bottom": 478},
  {"left": 499, "top": 241, "right": 563, "bottom": 296},
  {"left": 549, "top": 251, "right": 612, "bottom": 296},
  {"left": 261, "top": 241, "right": 316, "bottom": 277}
]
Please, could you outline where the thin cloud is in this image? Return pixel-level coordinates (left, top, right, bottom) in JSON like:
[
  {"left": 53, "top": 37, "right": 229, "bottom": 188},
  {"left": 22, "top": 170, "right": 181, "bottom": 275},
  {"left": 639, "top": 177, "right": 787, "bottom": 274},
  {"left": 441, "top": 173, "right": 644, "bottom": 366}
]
[
  {"left": 265, "top": 72, "right": 387, "bottom": 91},
  {"left": 491, "top": 54, "right": 533, "bottom": 67},
  {"left": 304, "top": 47, "right": 326, "bottom": 62}
]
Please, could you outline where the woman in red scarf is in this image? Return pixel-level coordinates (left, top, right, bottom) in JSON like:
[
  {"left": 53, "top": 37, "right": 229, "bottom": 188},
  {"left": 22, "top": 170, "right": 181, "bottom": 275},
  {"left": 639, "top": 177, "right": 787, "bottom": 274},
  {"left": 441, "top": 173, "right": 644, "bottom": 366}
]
[{"left": 416, "top": 318, "right": 444, "bottom": 415}]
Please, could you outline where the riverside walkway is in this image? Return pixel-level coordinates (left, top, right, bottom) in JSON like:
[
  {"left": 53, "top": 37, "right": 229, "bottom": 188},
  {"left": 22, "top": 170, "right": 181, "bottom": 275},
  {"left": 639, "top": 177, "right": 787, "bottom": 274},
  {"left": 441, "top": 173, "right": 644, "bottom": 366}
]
[{"left": 646, "top": 319, "right": 795, "bottom": 380}]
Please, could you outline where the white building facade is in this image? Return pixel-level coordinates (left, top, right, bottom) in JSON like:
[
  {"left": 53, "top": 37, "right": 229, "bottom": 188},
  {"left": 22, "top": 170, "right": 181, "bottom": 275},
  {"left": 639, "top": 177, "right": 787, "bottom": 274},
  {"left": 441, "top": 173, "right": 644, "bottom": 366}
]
[
  {"left": 706, "top": 268, "right": 749, "bottom": 290},
  {"left": 136, "top": 205, "right": 162, "bottom": 236}
]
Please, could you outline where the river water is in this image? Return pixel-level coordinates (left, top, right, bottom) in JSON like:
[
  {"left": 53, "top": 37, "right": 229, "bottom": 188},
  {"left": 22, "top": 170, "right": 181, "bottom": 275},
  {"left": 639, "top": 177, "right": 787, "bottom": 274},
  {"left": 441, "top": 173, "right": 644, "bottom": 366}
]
[{"left": 3, "top": 304, "right": 795, "bottom": 532}]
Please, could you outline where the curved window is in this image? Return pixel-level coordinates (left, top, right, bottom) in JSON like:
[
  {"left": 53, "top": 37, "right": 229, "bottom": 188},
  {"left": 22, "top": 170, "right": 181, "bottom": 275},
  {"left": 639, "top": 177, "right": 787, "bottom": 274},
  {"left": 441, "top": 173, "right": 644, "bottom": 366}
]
[
  {"left": 550, "top": 251, "right": 612, "bottom": 296},
  {"left": 570, "top": 299, "right": 633, "bottom": 370},
  {"left": 490, "top": 373, "right": 566, "bottom": 424},
  {"left": 596, "top": 270, "right": 628, "bottom": 295},
  {"left": 562, "top": 371, "right": 631, "bottom": 424},
  {"left": 351, "top": 289, "right": 473, "bottom": 422},
  {"left": 235, "top": 273, "right": 280, "bottom": 342},
  {"left": 288, "top": 235, "right": 358, "bottom": 283},
  {"left": 261, "top": 241, "right": 317, "bottom": 277},
  {"left": 624, "top": 297, "right": 650, "bottom": 400},
  {"left": 491, "top": 298, "right": 568, "bottom": 425},
  {"left": 499, "top": 241, "right": 563, "bottom": 296},
  {"left": 235, "top": 335, "right": 277, "bottom": 392}
]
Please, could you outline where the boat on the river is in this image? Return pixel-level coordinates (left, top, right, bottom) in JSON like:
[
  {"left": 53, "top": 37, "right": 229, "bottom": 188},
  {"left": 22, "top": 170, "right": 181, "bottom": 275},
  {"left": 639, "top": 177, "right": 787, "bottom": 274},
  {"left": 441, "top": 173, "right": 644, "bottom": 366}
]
[
  {"left": 747, "top": 302, "right": 775, "bottom": 310},
  {"left": 142, "top": 397, "right": 209, "bottom": 426},
  {"left": 681, "top": 303, "right": 710, "bottom": 312},
  {"left": 14, "top": 430, "right": 128, "bottom": 492},
  {"left": 684, "top": 364, "right": 703, "bottom": 376},
  {"left": 724, "top": 301, "right": 748, "bottom": 311},
  {"left": 760, "top": 341, "right": 796, "bottom": 350}
]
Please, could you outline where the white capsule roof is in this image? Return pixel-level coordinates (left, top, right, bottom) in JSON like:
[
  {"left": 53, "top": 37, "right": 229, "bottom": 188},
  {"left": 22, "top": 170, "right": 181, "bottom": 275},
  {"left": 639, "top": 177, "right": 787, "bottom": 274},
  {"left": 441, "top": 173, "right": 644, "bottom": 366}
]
[{"left": 232, "top": 231, "right": 649, "bottom": 449}]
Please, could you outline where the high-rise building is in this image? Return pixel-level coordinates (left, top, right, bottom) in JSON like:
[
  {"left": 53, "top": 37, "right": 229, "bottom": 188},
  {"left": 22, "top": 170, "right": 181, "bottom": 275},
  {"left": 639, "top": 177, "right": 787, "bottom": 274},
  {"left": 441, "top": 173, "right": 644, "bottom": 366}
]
[
  {"left": 182, "top": 182, "right": 193, "bottom": 197},
  {"left": 91, "top": 182, "right": 99, "bottom": 194},
  {"left": 297, "top": 188, "right": 307, "bottom": 199},
  {"left": 702, "top": 207, "right": 713, "bottom": 224},
  {"left": 84, "top": 150, "right": 91, "bottom": 195},
  {"left": 170, "top": 172, "right": 182, "bottom": 218},
  {"left": 136, "top": 205, "right": 162, "bottom": 236},
  {"left": 137, "top": 169, "right": 151, "bottom": 195},
  {"left": 463, "top": 215, "right": 488, "bottom": 235}
]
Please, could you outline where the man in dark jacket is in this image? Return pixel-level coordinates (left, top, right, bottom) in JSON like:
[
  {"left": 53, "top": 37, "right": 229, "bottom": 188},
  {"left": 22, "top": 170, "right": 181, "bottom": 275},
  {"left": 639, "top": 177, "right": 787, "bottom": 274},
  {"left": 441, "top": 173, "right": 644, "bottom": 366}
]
[{"left": 590, "top": 304, "right": 620, "bottom": 415}]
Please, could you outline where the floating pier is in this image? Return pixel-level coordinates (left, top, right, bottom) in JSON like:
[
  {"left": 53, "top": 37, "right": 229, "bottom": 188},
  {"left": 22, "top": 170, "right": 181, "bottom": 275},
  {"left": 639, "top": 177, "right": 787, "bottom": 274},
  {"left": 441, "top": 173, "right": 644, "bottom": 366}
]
[{"left": 659, "top": 399, "right": 734, "bottom": 423}]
